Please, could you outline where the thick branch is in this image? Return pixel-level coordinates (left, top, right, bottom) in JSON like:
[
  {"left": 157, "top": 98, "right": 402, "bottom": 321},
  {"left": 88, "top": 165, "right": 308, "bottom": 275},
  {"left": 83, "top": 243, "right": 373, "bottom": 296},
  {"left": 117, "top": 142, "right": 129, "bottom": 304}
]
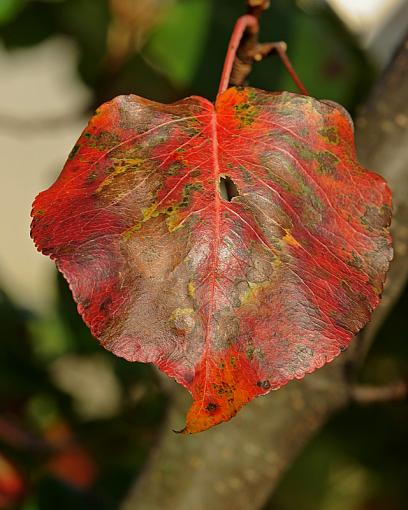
[
  {"left": 122, "top": 34, "right": 408, "bottom": 510},
  {"left": 353, "top": 34, "right": 408, "bottom": 362}
]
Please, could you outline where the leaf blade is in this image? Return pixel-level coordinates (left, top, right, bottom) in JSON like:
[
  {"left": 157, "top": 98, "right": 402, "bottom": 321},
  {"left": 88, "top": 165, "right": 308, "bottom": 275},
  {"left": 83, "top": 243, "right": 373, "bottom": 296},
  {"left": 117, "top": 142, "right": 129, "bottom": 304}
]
[{"left": 31, "top": 87, "right": 392, "bottom": 433}]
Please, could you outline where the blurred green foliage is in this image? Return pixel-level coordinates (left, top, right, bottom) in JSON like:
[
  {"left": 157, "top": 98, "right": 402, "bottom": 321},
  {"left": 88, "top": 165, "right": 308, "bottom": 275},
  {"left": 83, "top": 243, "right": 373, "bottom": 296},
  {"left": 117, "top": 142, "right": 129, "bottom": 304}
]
[
  {"left": 0, "top": 0, "right": 406, "bottom": 509},
  {"left": 0, "top": 0, "right": 22, "bottom": 25},
  {"left": 145, "top": 0, "right": 212, "bottom": 88}
]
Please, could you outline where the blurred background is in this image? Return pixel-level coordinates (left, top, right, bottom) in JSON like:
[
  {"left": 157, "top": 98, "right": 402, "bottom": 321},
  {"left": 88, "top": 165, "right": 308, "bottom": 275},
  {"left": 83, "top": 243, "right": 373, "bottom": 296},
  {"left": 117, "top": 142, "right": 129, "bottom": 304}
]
[{"left": 0, "top": 0, "right": 407, "bottom": 508}]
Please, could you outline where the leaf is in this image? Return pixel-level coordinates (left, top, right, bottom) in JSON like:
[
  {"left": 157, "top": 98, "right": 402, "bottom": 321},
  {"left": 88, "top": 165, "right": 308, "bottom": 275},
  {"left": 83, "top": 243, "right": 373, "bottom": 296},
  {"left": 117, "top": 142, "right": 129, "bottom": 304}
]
[{"left": 31, "top": 87, "right": 392, "bottom": 433}]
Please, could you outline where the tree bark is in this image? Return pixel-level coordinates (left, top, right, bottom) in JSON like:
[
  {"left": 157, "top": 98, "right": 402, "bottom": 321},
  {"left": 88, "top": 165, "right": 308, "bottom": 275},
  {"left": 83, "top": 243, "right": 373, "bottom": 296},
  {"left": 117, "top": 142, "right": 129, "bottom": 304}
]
[{"left": 121, "top": 34, "right": 408, "bottom": 510}]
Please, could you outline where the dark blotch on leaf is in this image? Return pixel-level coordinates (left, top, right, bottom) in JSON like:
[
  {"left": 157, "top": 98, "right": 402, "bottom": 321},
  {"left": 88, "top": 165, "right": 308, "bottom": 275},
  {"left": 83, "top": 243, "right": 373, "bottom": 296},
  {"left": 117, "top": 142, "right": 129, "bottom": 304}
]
[
  {"left": 68, "top": 144, "right": 80, "bottom": 160},
  {"left": 257, "top": 380, "right": 271, "bottom": 390},
  {"left": 206, "top": 402, "right": 218, "bottom": 412},
  {"left": 99, "top": 296, "right": 112, "bottom": 312},
  {"left": 79, "top": 298, "right": 91, "bottom": 309}
]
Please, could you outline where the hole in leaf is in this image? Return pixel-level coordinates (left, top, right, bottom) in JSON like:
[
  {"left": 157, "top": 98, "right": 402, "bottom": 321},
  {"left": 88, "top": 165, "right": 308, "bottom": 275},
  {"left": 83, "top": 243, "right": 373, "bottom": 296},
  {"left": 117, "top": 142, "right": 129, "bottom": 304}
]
[{"left": 219, "top": 175, "right": 239, "bottom": 202}]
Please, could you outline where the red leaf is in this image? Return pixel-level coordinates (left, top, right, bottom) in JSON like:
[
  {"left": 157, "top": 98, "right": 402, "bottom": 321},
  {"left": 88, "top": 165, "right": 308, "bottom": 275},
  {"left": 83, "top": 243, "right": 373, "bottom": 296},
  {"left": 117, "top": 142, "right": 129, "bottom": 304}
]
[{"left": 31, "top": 87, "right": 392, "bottom": 433}]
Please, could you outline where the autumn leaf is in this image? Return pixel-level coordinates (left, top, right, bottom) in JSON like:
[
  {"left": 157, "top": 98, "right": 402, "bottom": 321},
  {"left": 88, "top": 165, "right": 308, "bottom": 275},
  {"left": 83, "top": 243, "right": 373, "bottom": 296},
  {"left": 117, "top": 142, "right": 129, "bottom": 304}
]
[{"left": 31, "top": 87, "right": 392, "bottom": 433}]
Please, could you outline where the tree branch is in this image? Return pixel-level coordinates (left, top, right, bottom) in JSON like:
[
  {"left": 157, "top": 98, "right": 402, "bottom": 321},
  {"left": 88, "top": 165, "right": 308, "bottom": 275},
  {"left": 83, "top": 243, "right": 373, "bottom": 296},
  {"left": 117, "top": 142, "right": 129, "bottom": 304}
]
[{"left": 121, "top": 32, "right": 408, "bottom": 510}]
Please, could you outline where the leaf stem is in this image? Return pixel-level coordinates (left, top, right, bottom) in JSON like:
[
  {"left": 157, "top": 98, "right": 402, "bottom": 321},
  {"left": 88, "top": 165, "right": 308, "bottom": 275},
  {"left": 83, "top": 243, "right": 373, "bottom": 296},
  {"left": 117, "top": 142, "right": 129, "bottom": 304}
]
[
  {"left": 218, "top": 13, "right": 308, "bottom": 96},
  {"left": 218, "top": 15, "right": 259, "bottom": 95},
  {"left": 265, "top": 42, "right": 309, "bottom": 95}
]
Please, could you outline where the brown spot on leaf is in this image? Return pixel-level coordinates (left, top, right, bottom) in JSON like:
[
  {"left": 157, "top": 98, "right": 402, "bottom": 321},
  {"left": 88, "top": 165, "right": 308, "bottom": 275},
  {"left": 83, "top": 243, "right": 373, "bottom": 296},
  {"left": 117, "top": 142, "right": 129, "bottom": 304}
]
[
  {"left": 257, "top": 380, "right": 271, "bottom": 390},
  {"left": 99, "top": 296, "right": 112, "bottom": 312}
]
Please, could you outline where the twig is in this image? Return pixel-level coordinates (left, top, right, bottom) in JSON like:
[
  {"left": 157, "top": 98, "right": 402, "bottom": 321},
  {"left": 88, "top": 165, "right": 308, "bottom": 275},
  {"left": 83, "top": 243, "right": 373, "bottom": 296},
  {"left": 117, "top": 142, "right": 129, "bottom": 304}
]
[
  {"left": 246, "top": 0, "right": 270, "bottom": 16},
  {"left": 218, "top": 15, "right": 259, "bottom": 94},
  {"left": 220, "top": 1, "right": 308, "bottom": 94},
  {"left": 351, "top": 381, "right": 408, "bottom": 405},
  {"left": 252, "top": 42, "right": 308, "bottom": 95},
  {"left": 227, "top": 1, "right": 267, "bottom": 87}
]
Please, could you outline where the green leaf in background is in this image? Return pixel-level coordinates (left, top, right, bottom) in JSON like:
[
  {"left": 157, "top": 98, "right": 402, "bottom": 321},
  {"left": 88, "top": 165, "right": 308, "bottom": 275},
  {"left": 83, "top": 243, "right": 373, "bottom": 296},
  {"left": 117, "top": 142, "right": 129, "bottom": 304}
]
[
  {"left": 145, "top": 0, "right": 212, "bottom": 88},
  {"left": 0, "top": 0, "right": 23, "bottom": 25}
]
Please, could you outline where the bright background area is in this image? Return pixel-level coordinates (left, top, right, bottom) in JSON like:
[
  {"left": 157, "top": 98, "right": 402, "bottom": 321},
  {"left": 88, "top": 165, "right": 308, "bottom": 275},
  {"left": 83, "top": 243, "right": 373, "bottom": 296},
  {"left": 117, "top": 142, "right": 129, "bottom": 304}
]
[{"left": 328, "top": 0, "right": 408, "bottom": 62}]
